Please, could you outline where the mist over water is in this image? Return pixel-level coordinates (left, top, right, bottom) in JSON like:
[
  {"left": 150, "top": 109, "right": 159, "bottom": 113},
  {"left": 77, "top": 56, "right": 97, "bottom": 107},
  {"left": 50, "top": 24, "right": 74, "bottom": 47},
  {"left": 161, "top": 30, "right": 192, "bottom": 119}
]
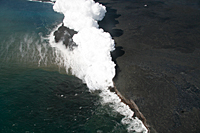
[{"left": 0, "top": 0, "right": 64, "bottom": 70}]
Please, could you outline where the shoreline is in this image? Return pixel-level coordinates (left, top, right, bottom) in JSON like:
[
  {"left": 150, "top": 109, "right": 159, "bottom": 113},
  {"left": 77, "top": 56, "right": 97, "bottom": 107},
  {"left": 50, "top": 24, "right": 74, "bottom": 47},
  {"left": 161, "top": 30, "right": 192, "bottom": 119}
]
[
  {"left": 109, "top": 86, "right": 149, "bottom": 131},
  {"left": 53, "top": 24, "right": 150, "bottom": 132},
  {"left": 30, "top": 0, "right": 200, "bottom": 132},
  {"left": 49, "top": 0, "right": 150, "bottom": 131},
  {"left": 98, "top": 0, "right": 200, "bottom": 132}
]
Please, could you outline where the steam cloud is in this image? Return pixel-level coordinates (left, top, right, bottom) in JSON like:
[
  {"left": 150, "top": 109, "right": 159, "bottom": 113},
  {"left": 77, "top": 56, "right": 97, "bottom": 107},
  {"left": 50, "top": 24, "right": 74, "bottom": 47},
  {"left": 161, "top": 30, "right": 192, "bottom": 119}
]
[{"left": 48, "top": 0, "right": 148, "bottom": 132}]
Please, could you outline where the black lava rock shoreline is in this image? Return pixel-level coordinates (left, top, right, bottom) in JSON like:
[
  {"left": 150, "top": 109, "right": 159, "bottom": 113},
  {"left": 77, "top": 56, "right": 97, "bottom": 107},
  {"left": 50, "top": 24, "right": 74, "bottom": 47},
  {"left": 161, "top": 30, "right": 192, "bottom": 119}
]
[
  {"left": 97, "top": 0, "right": 200, "bottom": 132},
  {"left": 33, "top": 0, "right": 200, "bottom": 132},
  {"left": 53, "top": 24, "right": 151, "bottom": 131}
]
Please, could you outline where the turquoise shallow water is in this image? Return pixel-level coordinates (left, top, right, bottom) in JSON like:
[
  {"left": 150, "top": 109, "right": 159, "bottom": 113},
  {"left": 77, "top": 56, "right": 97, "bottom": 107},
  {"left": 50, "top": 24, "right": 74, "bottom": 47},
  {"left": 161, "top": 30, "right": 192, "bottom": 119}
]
[{"left": 0, "top": 0, "right": 128, "bottom": 132}]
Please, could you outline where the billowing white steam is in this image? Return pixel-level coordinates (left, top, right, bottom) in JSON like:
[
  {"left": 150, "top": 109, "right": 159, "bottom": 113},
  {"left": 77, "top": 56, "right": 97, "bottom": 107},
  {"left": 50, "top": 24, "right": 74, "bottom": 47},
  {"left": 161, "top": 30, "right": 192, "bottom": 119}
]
[
  {"left": 53, "top": 0, "right": 106, "bottom": 31},
  {"left": 72, "top": 27, "right": 115, "bottom": 90},
  {"left": 48, "top": 0, "right": 148, "bottom": 132},
  {"left": 49, "top": 26, "right": 115, "bottom": 91},
  {"left": 50, "top": 0, "right": 115, "bottom": 91}
]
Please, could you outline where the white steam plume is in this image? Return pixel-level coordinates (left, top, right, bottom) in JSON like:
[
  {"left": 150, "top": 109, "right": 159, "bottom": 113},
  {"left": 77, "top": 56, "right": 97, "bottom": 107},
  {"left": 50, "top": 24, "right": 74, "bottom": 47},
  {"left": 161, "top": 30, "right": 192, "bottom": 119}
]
[
  {"left": 47, "top": 0, "right": 148, "bottom": 132},
  {"left": 53, "top": 0, "right": 106, "bottom": 31}
]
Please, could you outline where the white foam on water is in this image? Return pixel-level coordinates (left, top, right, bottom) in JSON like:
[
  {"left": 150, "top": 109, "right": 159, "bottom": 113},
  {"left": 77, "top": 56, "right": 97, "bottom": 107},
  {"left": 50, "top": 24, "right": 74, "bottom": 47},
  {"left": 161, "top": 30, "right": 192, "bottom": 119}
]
[
  {"left": 17, "top": 34, "right": 51, "bottom": 66},
  {"left": 0, "top": 33, "right": 60, "bottom": 68},
  {"left": 46, "top": 0, "right": 148, "bottom": 132},
  {"left": 27, "top": 0, "right": 55, "bottom": 4},
  {"left": 100, "top": 90, "right": 148, "bottom": 133}
]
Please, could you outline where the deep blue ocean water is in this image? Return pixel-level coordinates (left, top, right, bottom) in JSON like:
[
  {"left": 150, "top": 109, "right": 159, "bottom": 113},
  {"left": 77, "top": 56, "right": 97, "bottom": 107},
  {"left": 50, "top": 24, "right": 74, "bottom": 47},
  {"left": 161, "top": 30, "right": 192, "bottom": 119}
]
[{"left": 0, "top": 0, "right": 128, "bottom": 132}]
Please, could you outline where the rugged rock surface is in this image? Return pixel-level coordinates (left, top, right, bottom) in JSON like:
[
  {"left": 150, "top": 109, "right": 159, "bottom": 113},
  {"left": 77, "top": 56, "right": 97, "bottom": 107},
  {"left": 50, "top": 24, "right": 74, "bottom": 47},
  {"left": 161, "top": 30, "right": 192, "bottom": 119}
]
[
  {"left": 53, "top": 24, "right": 78, "bottom": 49},
  {"left": 97, "top": 0, "right": 200, "bottom": 132}
]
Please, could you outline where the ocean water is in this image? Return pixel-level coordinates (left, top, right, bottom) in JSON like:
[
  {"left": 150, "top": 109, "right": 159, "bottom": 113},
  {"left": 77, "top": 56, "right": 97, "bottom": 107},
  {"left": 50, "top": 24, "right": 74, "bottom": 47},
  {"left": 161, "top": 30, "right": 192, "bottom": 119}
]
[{"left": 0, "top": 0, "right": 147, "bottom": 132}]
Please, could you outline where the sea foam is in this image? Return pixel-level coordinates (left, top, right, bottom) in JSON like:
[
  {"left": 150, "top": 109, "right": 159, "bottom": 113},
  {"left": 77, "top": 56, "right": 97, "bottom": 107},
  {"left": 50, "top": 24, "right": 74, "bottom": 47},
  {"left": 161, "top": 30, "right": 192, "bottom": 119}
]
[{"left": 47, "top": 0, "right": 148, "bottom": 132}]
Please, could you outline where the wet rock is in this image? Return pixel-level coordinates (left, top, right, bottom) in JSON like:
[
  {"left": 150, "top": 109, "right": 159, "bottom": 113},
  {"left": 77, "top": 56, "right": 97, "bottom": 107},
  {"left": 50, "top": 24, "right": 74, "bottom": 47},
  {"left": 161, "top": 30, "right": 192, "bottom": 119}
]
[{"left": 53, "top": 24, "right": 78, "bottom": 50}]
